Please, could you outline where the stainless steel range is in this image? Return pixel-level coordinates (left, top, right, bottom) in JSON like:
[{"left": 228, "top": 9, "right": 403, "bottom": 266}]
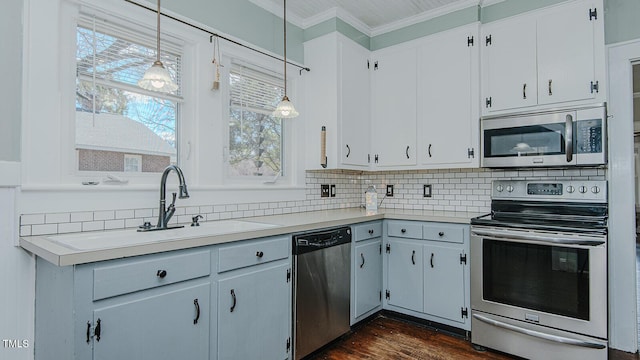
[{"left": 470, "top": 180, "right": 608, "bottom": 360}]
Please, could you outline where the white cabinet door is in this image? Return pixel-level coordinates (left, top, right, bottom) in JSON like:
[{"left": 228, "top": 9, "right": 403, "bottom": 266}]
[
  {"left": 423, "top": 245, "right": 466, "bottom": 324},
  {"left": 481, "top": 15, "right": 537, "bottom": 113},
  {"left": 354, "top": 239, "right": 382, "bottom": 318},
  {"left": 371, "top": 46, "right": 417, "bottom": 167},
  {"left": 386, "top": 239, "right": 423, "bottom": 312},
  {"left": 418, "top": 25, "right": 479, "bottom": 167},
  {"left": 217, "top": 263, "right": 290, "bottom": 360},
  {"left": 340, "top": 38, "right": 371, "bottom": 167},
  {"left": 537, "top": 0, "right": 599, "bottom": 105},
  {"left": 92, "top": 283, "right": 210, "bottom": 360}
]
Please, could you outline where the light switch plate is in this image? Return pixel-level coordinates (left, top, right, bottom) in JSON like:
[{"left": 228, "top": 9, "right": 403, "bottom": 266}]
[
  {"left": 330, "top": 184, "right": 336, "bottom": 197},
  {"left": 423, "top": 184, "right": 432, "bottom": 198},
  {"left": 386, "top": 185, "right": 394, "bottom": 197}
]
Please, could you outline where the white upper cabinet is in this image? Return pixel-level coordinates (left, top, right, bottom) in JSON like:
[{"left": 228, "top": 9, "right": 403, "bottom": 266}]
[
  {"left": 418, "top": 23, "right": 480, "bottom": 168},
  {"left": 371, "top": 45, "right": 418, "bottom": 168},
  {"left": 304, "top": 33, "right": 371, "bottom": 170},
  {"left": 481, "top": 0, "right": 605, "bottom": 115}
]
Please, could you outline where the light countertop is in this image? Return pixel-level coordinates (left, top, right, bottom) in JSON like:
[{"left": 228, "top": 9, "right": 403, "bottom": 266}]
[{"left": 20, "top": 208, "right": 482, "bottom": 266}]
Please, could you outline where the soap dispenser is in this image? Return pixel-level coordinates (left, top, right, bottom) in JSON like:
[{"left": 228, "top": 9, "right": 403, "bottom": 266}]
[{"left": 365, "top": 184, "right": 378, "bottom": 215}]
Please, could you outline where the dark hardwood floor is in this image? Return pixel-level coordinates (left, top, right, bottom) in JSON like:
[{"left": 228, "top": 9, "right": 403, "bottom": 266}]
[{"left": 308, "top": 314, "right": 640, "bottom": 360}]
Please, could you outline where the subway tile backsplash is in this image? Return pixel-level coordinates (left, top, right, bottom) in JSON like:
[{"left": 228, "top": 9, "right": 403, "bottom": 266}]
[{"left": 19, "top": 167, "right": 606, "bottom": 236}]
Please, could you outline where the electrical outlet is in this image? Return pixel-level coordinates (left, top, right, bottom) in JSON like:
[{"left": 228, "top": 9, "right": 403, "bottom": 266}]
[
  {"left": 330, "top": 184, "right": 336, "bottom": 197},
  {"left": 321, "top": 184, "right": 330, "bottom": 198},
  {"left": 386, "top": 184, "right": 394, "bottom": 197},
  {"left": 423, "top": 184, "right": 432, "bottom": 198}
]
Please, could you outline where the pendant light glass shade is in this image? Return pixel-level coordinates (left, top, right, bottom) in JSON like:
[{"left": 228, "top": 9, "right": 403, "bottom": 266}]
[
  {"left": 272, "top": 0, "right": 299, "bottom": 118},
  {"left": 138, "top": 0, "right": 178, "bottom": 93},
  {"left": 273, "top": 96, "right": 299, "bottom": 118}
]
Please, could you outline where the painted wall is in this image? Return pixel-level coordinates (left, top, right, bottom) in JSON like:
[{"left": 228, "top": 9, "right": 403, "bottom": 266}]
[
  {"left": 162, "top": 0, "right": 304, "bottom": 63},
  {"left": 0, "top": 0, "right": 22, "bottom": 162}
]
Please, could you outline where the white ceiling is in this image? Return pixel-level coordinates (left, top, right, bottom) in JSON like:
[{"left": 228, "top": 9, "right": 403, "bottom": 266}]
[{"left": 250, "top": 0, "right": 502, "bottom": 36}]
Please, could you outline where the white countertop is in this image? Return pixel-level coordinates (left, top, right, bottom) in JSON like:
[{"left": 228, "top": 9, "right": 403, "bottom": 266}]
[{"left": 20, "top": 208, "right": 481, "bottom": 266}]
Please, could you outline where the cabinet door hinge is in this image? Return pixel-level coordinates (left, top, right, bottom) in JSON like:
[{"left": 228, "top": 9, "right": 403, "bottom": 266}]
[
  {"left": 467, "top": 36, "right": 474, "bottom": 47},
  {"left": 467, "top": 148, "right": 475, "bottom": 159},
  {"left": 590, "top": 80, "right": 599, "bottom": 94},
  {"left": 374, "top": 61, "right": 379, "bottom": 70},
  {"left": 379, "top": 290, "right": 382, "bottom": 302},
  {"left": 485, "top": 97, "right": 492, "bottom": 108},
  {"left": 286, "top": 337, "right": 291, "bottom": 352},
  {"left": 589, "top": 8, "right": 597, "bottom": 21},
  {"left": 367, "top": 60, "right": 370, "bottom": 69},
  {"left": 379, "top": 244, "right": 382, "bottom": 254},
  {"left": 460, "top": 253, "right": 467, "bottom": 265},
  {"left": 368, "top": 154, "right": 371, "bottom": 163},
  {"left": 461, "top": 307, "right": 469, "bottom": 319},
  {"left": 385, "top": 290, "right": 390, "bottom": 300},
  {"left": 385, "top": 243, "right": 390, "bottom": 253},
  {"left": 375, "top": 154, "right": 379, "bottom": 164},
  {"left": 286, "top": 268, "right": 291, "bottom": 283},
  {"left": 485, "top": 35, "right": 492, "bottom": 46}
]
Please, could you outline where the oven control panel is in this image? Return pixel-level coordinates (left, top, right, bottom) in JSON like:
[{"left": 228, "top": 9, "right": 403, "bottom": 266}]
[{"left": 492, "top": 180, "right": 607, "bottom": 202}]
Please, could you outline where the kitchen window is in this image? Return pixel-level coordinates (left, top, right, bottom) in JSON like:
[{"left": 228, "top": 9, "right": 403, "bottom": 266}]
[
  {"left": 227, "top": 63, "right": 285, "bottom": 178},
  {"left": 75, "top": 16, "right": 182, "bottom": 174}
]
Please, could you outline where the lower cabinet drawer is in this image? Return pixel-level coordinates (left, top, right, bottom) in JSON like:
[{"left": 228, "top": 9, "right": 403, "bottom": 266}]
[
  {"left": 423, "top": 224, "right": 465, "bottom": 244},
  {"left": 387, "top": 221, "right": 422, "bottom": 239},
  {"left": 353, "top": 222, "right": 383, "bottom": 241},
  {"left": 218, "top": 236, "right": 289, "bottom": 273},
  {"left": 93, "top": 250, "right": 211, "bottom": 301}
]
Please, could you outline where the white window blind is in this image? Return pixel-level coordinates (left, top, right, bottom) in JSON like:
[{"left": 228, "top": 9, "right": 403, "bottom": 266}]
[{"left": 230, "top": 64, "right": 284, "bottom": 114}]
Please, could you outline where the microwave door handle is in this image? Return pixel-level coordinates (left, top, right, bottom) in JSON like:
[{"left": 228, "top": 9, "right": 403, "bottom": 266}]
[{"left": 566, "top": 114, "right": 573, "bottom": 162}]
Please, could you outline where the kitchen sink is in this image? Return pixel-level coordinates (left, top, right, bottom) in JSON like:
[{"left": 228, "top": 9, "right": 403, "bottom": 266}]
[{"left": 46, "top": 220, "right": 281, "bottom": 251}]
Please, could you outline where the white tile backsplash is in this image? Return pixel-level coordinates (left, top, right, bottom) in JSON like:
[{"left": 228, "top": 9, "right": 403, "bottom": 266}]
[{"left": 19, "top": 167, "right": 606, "bottom": 236}]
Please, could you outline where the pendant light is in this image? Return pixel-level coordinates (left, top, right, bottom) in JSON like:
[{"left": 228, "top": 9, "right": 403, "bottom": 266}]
[
  {"left": 272, "top": 0, "right": 299, "bottom": 118},
  {"left": 138, "top": 0, "right": 178, "bottom": 93}
]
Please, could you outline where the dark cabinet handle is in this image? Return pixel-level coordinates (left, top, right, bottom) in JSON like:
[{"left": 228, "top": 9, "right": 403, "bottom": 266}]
[
  {"left": 411, "top": 250, "right": 416, "bottom": 265},
  {"left": 86, "top": 321, "right": 91, "bottom": 343},
  {"left": 406, "top": 146, "right": 410, "bottom": 159},
  {"left": 401, "top": 228, "right": 406, "bottom": 234},
  {"left": 360, "top": 253, "right": 365, "bottom": 268},
  {"left": 346, "top": 144, "right": 351, "bottom": 158},
  {"left": 230, "top": 289, "right": 236, "bottom": 312},
  {"left": 94, "top": 318, "right": 101, "bottom": 342},
  {"left": 368, "top": 229, "right": 374, "bottom": 235},
  {"left": 523, "top": 83, "right": 527, "bottom": 99},
  {"left": 256, "top": 251, "right": 264, "bottom": 258},
  {"left": 156, "top": 270, "right": 167, "bottom": 278},
  {"left": 548, "top": 79, "right": 553, "bottom": 96},
  {"left": 438, "top": 232, "right": 444, "bottom": 237},
  {"left": 430, "top": 253, "right": 434, "bottom": 268},
  {"left": 428, "top": 144, "right": 432, "bottom": 158},
  {"left": 193, "top": 299, "right": 200, "bottom": 324}
]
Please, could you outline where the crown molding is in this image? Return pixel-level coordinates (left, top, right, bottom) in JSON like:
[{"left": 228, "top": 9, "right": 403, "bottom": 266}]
[{"left": 248, "top": 0, "right": 306, "bottom": 28}]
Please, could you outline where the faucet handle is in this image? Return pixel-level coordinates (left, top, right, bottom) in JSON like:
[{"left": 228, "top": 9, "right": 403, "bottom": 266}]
[
  {"left": 191, "top": 215, "right": 203, "bottom": 227},
  {"left": 169, "top": 192, "right": 177, "bottom": 208}
]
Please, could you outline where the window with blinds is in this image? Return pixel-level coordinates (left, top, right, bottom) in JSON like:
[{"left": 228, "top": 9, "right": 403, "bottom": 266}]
[
  {"left": 75, "top": 15, "right": 181, "bottom": 173},
  {"left": 228, "top": 63, "right": 285, "bottom": 177}
]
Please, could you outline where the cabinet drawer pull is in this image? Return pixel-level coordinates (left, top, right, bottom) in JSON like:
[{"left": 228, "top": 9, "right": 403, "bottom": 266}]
[
  {"left": 156, "top": 269, "right": 167, "bottom": 279},
  {"left": 368, "top": 229, "right": 374, "bottom": 235},
  {"left": 411, "top": 250, "right": 416, "bottom": 265},
  {"left": 401, "top": 228, "right": 407, "bottom": 234},
  {"left": 94, "top": 318, "right": 101, "bottom": 342},
  {"left": 256, "top": 251, "right": 264, "bottom": 258},
  {"left": 193, "top": 299, "right": 201, "bottom": 324},
  {"left": 430, "top": 253, "right": 434, "bottom": 268},
  {"left": 438, "top": 231, "right": 444, "bottom": 237},
  {"left": 360, "top": 253, "right": 365, "bottom": 268},
  {"left": 230, "top": 289, "right": 236, "bottom": 312}
]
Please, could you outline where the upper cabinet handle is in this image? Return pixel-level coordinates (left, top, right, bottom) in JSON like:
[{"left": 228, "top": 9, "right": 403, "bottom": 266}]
[
  {"left": 346, "top": 144, "right": 351, "bottom": 158},
  {"left": 523, "top": 83, "right": 527, "bottom": 99},
  {"left": 548, "top": 79, "right": 553, "bottom": 96},
  {"left": 428, "top": 144, "right": 432, "bottom": 158},
  {"left": 406, "top": 146, "right": 410, "bottom": 159}
]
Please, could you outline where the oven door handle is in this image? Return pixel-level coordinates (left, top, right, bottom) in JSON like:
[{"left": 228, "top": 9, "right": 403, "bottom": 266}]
[
  {"left": 472, "top": 314, "right": 606, "bottom": 349},
  {"left": 471, "top": 228, "right": 605, "bottom": 247}
]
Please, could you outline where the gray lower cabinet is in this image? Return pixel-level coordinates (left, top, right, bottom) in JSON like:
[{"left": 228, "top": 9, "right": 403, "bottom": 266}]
[
  {"left": 384, "top": 220, "right": 470, "bottom": 330},
  {"left": 215, "top": 236, "right": 292, "bottom": 360},
  {"left": 35, "top": 248, "right": 212, "bottom": 360},
  {"left": 351, "top": 222, "right": 383, "bottom": 324}
]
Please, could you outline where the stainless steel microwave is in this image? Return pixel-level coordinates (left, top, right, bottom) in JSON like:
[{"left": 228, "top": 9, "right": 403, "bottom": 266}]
[{"left": 481, "top": 104, "right": 607, "bottom": 168}]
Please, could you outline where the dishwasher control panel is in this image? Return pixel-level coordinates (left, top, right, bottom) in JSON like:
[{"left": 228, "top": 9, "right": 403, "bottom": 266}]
[{"left": 293, "top": 227, "right": 351, "bottom": 255}]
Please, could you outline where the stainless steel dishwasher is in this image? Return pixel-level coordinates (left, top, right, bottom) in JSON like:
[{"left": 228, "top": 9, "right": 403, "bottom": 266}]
[{"left": 292, "top": 227, "right": 351, "bottom": 360}]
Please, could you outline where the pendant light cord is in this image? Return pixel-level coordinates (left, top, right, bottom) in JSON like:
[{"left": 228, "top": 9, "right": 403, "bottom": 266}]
[
  {"left": 156, "top": 0, "right": 161, "bottom": 62},
  {"left": 283, "top": 0, "right": 287, "bottom": 96}
]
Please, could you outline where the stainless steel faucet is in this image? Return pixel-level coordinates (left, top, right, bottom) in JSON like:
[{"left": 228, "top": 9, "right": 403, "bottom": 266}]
[{"left": 139, "top": 165, "right": 189, "bottom": 231}]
